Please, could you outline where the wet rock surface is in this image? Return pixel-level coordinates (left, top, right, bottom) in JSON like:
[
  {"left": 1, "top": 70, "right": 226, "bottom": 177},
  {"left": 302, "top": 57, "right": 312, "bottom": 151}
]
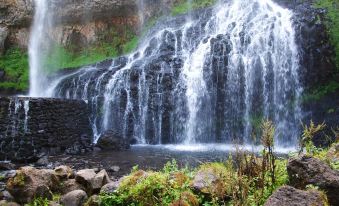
[
  {"left": 96, "top": 130, "right": 130, "bottom": 151},
  {"left": 0, "top": 97, "right": 93, "bottom": 162}
]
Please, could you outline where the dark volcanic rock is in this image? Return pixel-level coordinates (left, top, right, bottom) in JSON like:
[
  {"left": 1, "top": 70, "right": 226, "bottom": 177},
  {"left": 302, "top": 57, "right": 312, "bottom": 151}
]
[
  {"left": 287, "top": 155, "right": 339, "bottom": 206},
  {"left": 0, "top": 97, "right": 93, "bottom": 162},
  {"left": 264, "top": 186, "right": 327, "bottom": 206},
  {"left": 96, "top": 130, "right": 130, "bottom": 151}
]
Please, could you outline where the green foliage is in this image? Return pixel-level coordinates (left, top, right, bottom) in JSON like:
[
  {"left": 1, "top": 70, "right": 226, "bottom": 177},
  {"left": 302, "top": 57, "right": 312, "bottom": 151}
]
[
  {"left": 100, "top": 161, "right": 197, "bottom": 206},
  {"left": 303, "top": 80, "right": 339, "bottom": 102},
  {"left": 300, "top": 121, "right": 326, "bottom": 155},
  {"left": 99, "top": 121, "right": 290, "bottom": 206},
  {"left": 0, "top": 28, "right": 140, "bottom": 91},
  {"left": 0, "top": 47, "right": 29, "bottom": 91},
  {"left": 315, "top": 0, "right": 339, "bottom": 70},
  {"left": 25, "top": 197, "right": 49, "bottom": 206},
  {"left": 171, "top": 0, "right": 217, "bottom": 16},
  {"left": 25, "top": 194, "right": 60, "bottom": 206}
]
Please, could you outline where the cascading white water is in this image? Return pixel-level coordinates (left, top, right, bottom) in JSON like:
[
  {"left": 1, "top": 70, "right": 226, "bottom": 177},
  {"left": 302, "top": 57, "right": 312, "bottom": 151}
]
[
  {"left": 28, "top": 0, "right": 51, "bottom": 97},
  {"left": 181, "top": 0, "right": 302, "bottom": 145},
  {"left": 47, "top": 0, "right": 302, "bottom": 147},
  {"left": 24, "top": 100, "right": 30, "bottom": 133}
]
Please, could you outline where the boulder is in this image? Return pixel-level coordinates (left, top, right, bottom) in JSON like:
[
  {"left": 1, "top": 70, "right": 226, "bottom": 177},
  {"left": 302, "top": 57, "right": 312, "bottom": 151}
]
[
  {"left": 6, "top": 167, "right": 59, "bottom": 203},
  {"left": 100, "top": 181, "right": 121, "bottom": 194},
  {"left": 0, "top": 190, "right": 13, "bottom": 201},
  {"left": 60, "top": 190, "right": 88, "bottom": 206},
  {"left": 60, "top": 179, "right": 85, "bottom": 195},
  {"left": 75, "top": 169, "right": 111, "bottom": 194},
  {"left": 96, "top": 130, "right": 130, "bottom": 151},
  {"left": 287, "top": 155, "right": 339, "bottom": 206},
  {"left": 191, "top": 166, "right": 228, "bottom": 199},
  {"left": 264, "top": 186, "right": 327, "bottom": 206},
  {"left": 54, "top": 165, "right": 74, "bottom": 180}
]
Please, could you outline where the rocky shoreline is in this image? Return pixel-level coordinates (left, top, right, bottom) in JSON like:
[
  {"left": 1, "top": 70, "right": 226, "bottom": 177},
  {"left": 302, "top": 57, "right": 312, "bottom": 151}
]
[{"left": 0, "top": 143, "right": 338, "bottom": 206}]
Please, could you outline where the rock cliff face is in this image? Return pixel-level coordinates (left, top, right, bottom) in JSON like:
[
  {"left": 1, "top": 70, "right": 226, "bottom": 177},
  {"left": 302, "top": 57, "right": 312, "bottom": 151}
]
[
  {"left": 0, "top": 0, "right": 176, "bottom": 52},
  {"left": 0, "top": 97, "right": 93, "bottom": 162}
]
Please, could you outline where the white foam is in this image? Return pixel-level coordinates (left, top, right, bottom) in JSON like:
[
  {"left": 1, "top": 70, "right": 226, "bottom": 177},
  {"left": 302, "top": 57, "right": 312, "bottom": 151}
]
[{"left": 132, "top": 143, "right": 297, "bottom": 154}]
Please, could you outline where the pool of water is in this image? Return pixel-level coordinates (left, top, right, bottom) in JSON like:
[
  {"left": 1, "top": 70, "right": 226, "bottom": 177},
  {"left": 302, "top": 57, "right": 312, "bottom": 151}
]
[{"left": 48, "top": 144, "right": 295, "bottom": 178}]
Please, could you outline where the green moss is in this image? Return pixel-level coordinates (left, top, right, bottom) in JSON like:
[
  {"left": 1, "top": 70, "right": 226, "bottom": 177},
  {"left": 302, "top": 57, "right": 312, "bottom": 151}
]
[
  {"left": 171, "top": 0, "right": 217, "bottom": 16},
  {"left": 123, "top": 36, "right": 139, "bottom": 54},
  {"left": 315, "top": 0, "right": 339, "bottom": 70},
  {"left": 9, "top": 171, "right": 26, "bottom": 187},
  {"left": 0, "top": 47, "right": 29, "bottom": 91},
  {"left": 44, "top": 28, "right": 139, "bottom": 72}
]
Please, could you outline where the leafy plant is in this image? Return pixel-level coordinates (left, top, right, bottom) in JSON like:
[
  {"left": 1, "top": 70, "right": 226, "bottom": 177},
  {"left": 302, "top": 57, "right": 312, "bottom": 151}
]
[
  {"left": 300, "top": 121, "right": 326, "bottom": 155},
  {"left": 25, "top": 197, "right": 49, "bottom": 206}
]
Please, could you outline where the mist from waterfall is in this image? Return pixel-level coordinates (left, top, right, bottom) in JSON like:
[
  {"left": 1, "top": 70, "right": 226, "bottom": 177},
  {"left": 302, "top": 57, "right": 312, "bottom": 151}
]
[{"left": 46, "top": 0, "right": 302, "bottom": 147}]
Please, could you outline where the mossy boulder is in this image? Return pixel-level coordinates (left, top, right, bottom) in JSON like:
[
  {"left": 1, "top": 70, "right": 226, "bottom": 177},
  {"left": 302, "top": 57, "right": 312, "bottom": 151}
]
[
  {"left": 191, "top": 163, "right": 232, "bottom": 200},
  {"left": 6, "top": 167, "right": 60, "bottom": 204},
  {"left": 54, "top": 166, "right": 74, "bottom": 180}
]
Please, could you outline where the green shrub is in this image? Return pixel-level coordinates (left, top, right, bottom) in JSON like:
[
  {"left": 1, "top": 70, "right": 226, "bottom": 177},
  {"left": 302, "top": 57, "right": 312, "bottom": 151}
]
[
  {"left": 0, "top": 47, "right": 29, "bottom": 91},
  {"left": 315, "top": 0, "right": 339, "bottom": 70}
]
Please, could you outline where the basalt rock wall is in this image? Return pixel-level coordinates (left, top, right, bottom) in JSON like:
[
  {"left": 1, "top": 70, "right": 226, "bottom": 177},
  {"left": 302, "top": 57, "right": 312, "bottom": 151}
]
[
  {"left": 0, "top": 97, "right": 92, "bottom": 162},
  {"left": 0, "top": 0, "right": 177, "bottom": 52}
]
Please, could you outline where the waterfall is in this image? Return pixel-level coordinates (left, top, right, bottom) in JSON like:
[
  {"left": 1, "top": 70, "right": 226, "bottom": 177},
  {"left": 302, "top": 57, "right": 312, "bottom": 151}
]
[
  {"left": 28, "top": 0, "right": 51, "bottom": 97},
  {"left": 4, "top": 98, "right": 30, "bottom": 138},
  {"left": 47, "top": 0, "right": 302, "bottom": 147}
]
